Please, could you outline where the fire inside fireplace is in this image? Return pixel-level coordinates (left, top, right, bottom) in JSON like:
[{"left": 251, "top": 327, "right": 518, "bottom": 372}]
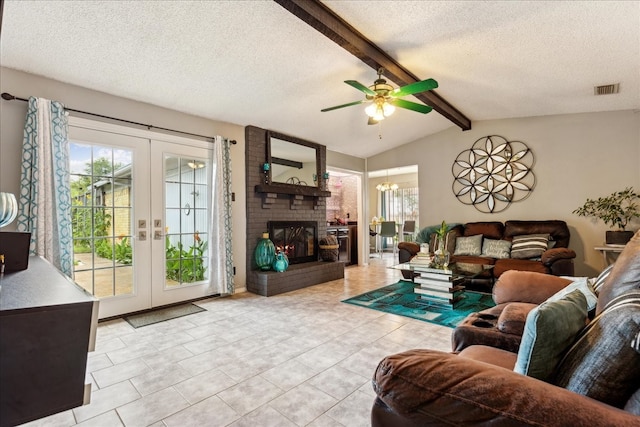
[{"left": 268, "top": 221, "right": 317, "bottom": 264}]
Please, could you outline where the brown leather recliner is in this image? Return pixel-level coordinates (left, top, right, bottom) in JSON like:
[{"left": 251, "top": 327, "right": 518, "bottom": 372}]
[
  {"left": 371, "top": 230, "right": 640, "bottom": 426},
  {"left": 451, "top": 270, "right": 574, "bottom": 353}
]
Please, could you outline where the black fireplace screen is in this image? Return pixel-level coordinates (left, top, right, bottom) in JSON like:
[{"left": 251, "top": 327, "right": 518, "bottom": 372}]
[{"left": 268, "top": 221, "right": 317, "bottom": 264}]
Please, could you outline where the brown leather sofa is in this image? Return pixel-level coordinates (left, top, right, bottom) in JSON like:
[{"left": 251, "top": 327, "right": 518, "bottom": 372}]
[
  {"left": 398, "top": 220, "right": 576, "bottom": 291},
  {"left": 371, "top": 230, "right": 640, "bottom": 426}
]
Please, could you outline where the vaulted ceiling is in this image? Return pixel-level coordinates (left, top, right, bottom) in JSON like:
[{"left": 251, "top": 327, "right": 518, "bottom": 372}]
[{"left": 1, "top": 1, "right": 638, "bottom": 158}]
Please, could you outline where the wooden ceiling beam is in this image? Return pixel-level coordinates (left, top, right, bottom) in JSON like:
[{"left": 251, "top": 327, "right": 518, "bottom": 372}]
[{"left": 274, "top": 0, "right": 471, "bottom": 131}]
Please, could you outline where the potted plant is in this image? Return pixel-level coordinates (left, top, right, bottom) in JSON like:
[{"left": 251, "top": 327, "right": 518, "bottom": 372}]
[
  {"left": 435, "top": 220, "right": 448, "bottom": 250},
  {"left": 433, "top": 220, "right": 451, "bottom": 268},
  {"left": 573, "top": 187, "right": 639, "bottom": 244}
]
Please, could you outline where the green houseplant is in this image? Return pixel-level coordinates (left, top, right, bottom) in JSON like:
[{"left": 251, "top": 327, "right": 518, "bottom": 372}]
[
  {"left": 433, "top": 220, "right": 451, "bottom": 268},
  {"left": 573, "top": 187, "right": 639, "bottom": 244}
]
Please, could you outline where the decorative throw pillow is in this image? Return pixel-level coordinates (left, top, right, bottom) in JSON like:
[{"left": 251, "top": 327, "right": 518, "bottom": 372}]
[
  {"left": 589, "top": 263, "right": 615, "bottom": 294},
  {"left": 511, "top": 234, "right": 551, "bottom": 259},
  {"left": 514, "top": 289, "right": 587, "bottom": 382},
  {"left": 453, "top": 234, "right": 483, "bottom": 256},
  {"left": 428, "top": 229, "right": 457, "bottom": 254},
  {"left": 554, "top": 291, "right": 640, "bottom": 408},
  {"left": 417, "top": 223, "right": 461, "bottom": 245},
  {"left": 551, "top": 277, "right": 598, "bottom": 312},
  {"left": 481, "top": 239, "right": 512, "bottom": 259}
]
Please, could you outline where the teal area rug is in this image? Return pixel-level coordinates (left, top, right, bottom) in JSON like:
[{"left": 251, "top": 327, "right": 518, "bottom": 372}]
[{"left": 342, "top": 280, "right": 495, "bottom": 328}]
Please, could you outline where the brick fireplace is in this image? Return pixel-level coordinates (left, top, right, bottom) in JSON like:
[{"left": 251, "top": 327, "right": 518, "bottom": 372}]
[
  {"left": 245, "top": 125, "right": 344, "bottom": 296},
  {"left": 268, "top": 221, "right": 317, "bottom": 264}
]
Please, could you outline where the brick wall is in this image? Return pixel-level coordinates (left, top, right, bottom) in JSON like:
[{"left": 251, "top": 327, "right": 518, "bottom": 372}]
[{"left": 326, "top": 175, "right": 358, "bottom": 222}]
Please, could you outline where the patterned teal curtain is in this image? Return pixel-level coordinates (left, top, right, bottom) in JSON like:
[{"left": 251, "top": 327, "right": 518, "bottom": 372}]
[
  {"left": 15, "top": 97, "right": 73, "bottom": 276},
  {"left": 208, "top": 136, "right": 234, "bottom": 294}
]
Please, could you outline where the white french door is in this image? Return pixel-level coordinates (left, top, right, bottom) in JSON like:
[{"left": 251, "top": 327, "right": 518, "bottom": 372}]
[
  {"left": 69, "top": 118, "right": 214, "bottom": 319},
  {"left": 150, "top": 141, "right": 213, "bottom": 307}
]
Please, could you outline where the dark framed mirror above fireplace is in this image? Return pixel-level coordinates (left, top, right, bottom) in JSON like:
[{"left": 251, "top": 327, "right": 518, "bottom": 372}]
[{"left": 268, "top": 221, "right": 317, "bottom": 264}]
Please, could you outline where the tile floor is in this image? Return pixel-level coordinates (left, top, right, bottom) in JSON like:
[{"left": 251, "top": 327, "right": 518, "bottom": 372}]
[{"left": 22, "top": 255, "right": 453, "bottom": 427}]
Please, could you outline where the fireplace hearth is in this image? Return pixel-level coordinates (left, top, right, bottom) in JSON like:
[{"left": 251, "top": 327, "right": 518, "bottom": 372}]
[{"left": 268, "top": 221, "right": 317, "bottom": 264}]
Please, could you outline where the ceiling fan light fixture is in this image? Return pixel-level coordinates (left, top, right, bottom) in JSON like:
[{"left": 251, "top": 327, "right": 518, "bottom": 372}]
[
  {"left": 365, "top": 98, "right": 394, "bottom": 121},
  {"left": 322, "top": 67, "right": 437, "bottom": 122},
  {"left": 382, "top": 102, "right": 395, "bottom": 116},
  {"left": 373, "top": 105, "right": 385, "bottom": 121},
  {"left": 365, "top": 103, "right": 378, "bottom": 117}
]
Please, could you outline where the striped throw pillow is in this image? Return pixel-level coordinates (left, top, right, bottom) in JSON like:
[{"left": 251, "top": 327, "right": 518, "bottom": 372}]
[
  {"left": 590, "top": 263, "right": 615, "bottom": 294},
  {"left": 553, "top": 291, "right": 640, "bottom": 408},
  {"left": 511, "top": 234, "right": 550, "bottom": 259}
]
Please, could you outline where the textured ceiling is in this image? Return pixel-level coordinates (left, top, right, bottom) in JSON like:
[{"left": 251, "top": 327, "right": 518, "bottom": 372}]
[{"left": 1, "top": 1, "right": 639, "bottom": 158}]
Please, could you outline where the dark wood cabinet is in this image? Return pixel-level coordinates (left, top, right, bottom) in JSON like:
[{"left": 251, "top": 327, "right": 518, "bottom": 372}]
[
  {"left": 348, "top": 225, "right": 358, "bottom": 265},
  {"left": 327, "top": 225, "right": 358, "bottom": 266},
  {"left": 0, "top": 257, "right": 98, "bottom": 427}
]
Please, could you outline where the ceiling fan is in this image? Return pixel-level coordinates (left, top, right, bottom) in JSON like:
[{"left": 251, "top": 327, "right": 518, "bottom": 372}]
[{"left": 321, "top": 68, "right": 438, "bottom": 124}]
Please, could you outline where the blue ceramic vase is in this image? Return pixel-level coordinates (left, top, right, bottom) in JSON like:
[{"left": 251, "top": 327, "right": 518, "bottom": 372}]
[
  {"left": 273, "top": 252, "right": 288, "bottom": 272},
  {"left": 254, "top": 232, "right": 276, "bottom": 271}
]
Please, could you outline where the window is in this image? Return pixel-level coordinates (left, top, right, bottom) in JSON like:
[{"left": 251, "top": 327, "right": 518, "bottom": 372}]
[{"left": 381, "top": 187, "right": 419, "bottom": 228}]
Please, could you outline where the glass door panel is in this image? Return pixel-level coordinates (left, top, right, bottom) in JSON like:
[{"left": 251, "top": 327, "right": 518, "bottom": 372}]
[
  {"left": 69, "top": 123, "right": 151, "bottom": 319},
  {"left": 151, "top": 142, "right": 213, "bottom": 307},
  {"left": 164, "top": 156, "right": 209, "bottom": 287},
  {"left": 70, "top": 143, "right": 134, "bottom": 297}
]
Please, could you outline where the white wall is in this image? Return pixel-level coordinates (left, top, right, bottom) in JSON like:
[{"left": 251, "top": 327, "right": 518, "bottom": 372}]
[
  {"left": 326, "top": 150, "right": 366, "bottom": 173},
  {"left": 0, "top": 67, "right": 248, "bottom": 288},
  {"left": 368, "top": 110, "right": 640, "bottom": 276},
  {"left": 367, "top": 172, "right": 418, "bottom": 223}
]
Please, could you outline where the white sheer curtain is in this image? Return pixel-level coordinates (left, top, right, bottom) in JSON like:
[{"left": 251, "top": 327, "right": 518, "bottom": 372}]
[
  {"left": 16, "top": 97, "right": 73, "bottom": 276},
  {"left": 207, "top": 136, "right": 234, "bottom": 294}
]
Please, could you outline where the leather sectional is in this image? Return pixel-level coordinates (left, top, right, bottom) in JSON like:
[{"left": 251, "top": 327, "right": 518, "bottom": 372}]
[
  {"left": 398, "top": 220, "right": 577, "bottom": 291},
  {"left": 371, "top": 230, "right": 640, "bottom": 426}
]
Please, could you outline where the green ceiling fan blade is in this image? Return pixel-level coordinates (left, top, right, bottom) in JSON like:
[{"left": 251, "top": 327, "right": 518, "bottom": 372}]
[
  {"left": 390, "top": 98, "right": 433, "bottom": 114},
  {"left": 345, "top": 80, "right": 377, "bottom": 96},
  {"left": 391, "top": 78, "right": 438, "bottom": 97},
  {"left": 321, "top": 100, "right": 366, "bottom": 112}
]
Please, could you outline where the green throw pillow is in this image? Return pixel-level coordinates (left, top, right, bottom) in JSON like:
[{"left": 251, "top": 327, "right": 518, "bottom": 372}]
[{"left": 514, "top": 289, "right": 587, "bottom": 381}]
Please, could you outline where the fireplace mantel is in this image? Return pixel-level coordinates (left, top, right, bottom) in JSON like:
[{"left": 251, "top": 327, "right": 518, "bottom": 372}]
[{"left": 255, "top": 183, "right": 331, "bottom": 198}]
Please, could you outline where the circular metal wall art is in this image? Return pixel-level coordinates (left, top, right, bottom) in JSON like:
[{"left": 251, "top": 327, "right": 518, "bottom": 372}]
[{"left": 452, "top": 135, "right": 535, "bottom": 213}]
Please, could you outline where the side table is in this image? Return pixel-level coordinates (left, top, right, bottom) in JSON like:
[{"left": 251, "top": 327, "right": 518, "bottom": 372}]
[{"left": 594, "top": 244, "right": 625, "bottom": 266}]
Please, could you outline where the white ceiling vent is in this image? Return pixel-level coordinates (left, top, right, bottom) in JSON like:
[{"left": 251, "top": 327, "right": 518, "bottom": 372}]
[{"left": 594, "top": 83, "right": 620, "bottom": 95}]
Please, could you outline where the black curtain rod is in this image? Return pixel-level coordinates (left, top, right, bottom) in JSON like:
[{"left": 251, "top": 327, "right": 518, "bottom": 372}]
[{"left": 1, "top": 92, "right": 236, "bottom": 145}]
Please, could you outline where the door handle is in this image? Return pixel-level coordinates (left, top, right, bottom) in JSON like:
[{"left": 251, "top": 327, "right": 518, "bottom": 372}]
[{"left": 153, "top": 219, "right": 163, "bottom": 240}]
